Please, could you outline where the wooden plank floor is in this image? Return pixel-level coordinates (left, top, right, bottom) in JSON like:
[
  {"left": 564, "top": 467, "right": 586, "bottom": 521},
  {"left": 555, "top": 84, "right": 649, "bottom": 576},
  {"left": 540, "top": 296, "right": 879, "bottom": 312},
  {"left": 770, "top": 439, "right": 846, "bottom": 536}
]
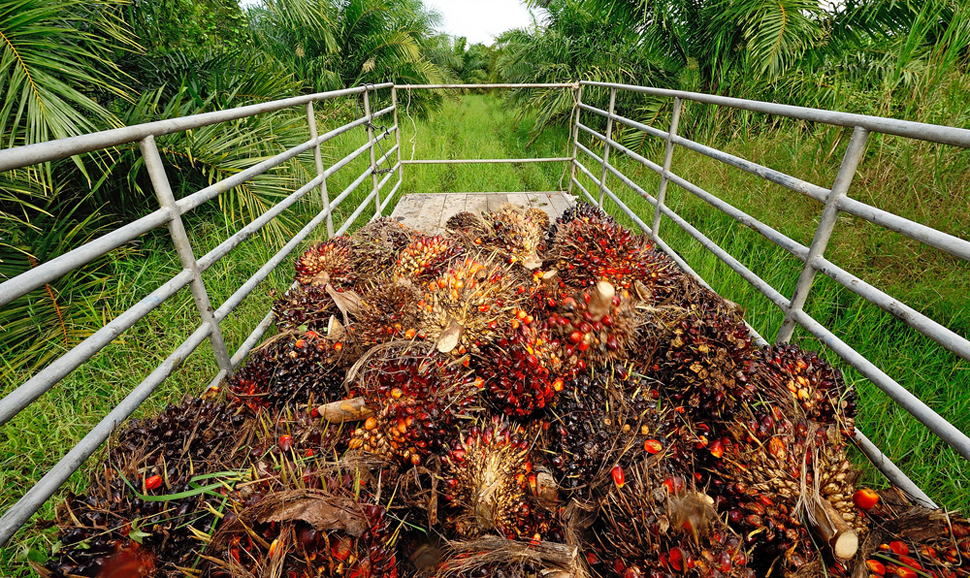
[{"left": 388, "top": 192, "right": 576, "bottom": 234}]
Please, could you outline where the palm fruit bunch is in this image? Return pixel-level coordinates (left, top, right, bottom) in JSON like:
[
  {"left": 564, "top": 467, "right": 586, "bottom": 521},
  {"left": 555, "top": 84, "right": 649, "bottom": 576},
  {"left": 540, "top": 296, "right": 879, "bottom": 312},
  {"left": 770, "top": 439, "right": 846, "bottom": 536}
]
[
  {"left": 442, "top": 416, "right": 560, "bottom": 542},
  {"left": 352, "top": 216, "right": 418, "bottom": 276},
  {"left": 541, "top": 368, "right": 672, "bottom": 495},
  {"left": 591, "top": 453, "right": 754, "bottom": 578},
  {"left": 444, "top": 210, "right": 482, "bottom": 233},
  {"left": 418, "top": 256, "right": 530, "bottom": 355},
  {"left": 545, "top": 280, "right": 639, "bottom": 373},
  {"left": 44, "top": 398, "right": 244, "bottom": 578},
  {"left": 295, "top": 236, "right": 356, "bottom": 286},
  {"left": 271, "top": 283, "right": 338, "bottom": 333},
  {"left": 701, "top": 406, "right": 864, "bottom": 574},
  {"left": 226, "top": 330, "right": 348, "bottom": 411},
  {"left": 476, "top": 204, "right": 547, "bottom": 269},
  {"left": 353, "top": 278, "right": 424, "bottom": 346},
  {"left": 752, "top": 344, "right": 857, "bottom": 432},
  {"left": 639, "top": 302, "right": 756, "bottom": 418},
  {"left": 547, "top": 205, "right": 651, "bottom": 291},
  {"left": 348, "top": 345, "right": 481, "bottom": 465},
  {"left": 205, "top": 487, "right": 400, "bottom": 578},
  {"left": 392, "top": 234, "right": 466, "bottom": 281},
  {"left": 853, "top": 491, "right": 970, "bottom": 578},
  {"left": 473, "top": 317, "right": 563, "bottom": 417}
]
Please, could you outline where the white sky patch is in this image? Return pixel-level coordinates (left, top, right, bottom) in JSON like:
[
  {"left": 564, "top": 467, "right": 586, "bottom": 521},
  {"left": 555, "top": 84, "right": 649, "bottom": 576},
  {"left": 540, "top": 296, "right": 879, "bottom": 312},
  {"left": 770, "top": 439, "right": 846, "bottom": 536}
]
[{"left": 426, "top": 0, "right": 537, "bottom": 46}]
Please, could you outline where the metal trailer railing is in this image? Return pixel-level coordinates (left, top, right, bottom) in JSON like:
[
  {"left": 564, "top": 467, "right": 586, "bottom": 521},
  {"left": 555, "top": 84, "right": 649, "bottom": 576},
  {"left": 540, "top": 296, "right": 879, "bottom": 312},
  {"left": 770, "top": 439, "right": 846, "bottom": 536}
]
[{"left": 0, "top": 81, "right": 968, "bottom": 548}]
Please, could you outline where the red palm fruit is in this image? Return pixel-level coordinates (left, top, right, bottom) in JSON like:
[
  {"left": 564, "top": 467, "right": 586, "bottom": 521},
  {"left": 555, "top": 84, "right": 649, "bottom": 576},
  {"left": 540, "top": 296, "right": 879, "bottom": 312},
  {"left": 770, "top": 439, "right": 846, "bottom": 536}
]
[
  {"left": 644, "top": 439, "right": 663, "bottom": 454},
  {"left": 854, "top": 488, "right": 880, "bottom": 510},
  {"left": 868, "top": 560, "right": 887, "bottom": 575},
  {"left": 710, "top": 439, "right": 725, "bottom": 458},
  {"left": 890, "top": 541, "right": 911, "bottom": 556},
  {"left": 896, "top": 567, "right": 918, "bottom": 578},
  {"left": 612, "top": 465, "right": 626, "bottom": 488},
  {"left": 144, "top": 475, "right": 162, "bottom": 490},
  {"left": 331, "top": 536, "right": 353, "bottom": 562},
  {"left": 278, "top": 435, "right": 293, "bottom": 452}
]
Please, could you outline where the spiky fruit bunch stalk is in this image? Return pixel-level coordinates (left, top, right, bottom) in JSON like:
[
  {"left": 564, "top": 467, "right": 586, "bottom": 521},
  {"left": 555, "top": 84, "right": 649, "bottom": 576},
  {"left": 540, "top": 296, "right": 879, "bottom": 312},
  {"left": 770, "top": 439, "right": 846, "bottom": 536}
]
[
  {"left": 272, "top": 284, "right": 338, "bottom": 333},
  {"left": 226, "top": 331, "right": 349, "bottom": 411},
  {"left": 348, "top": 345, "right": 480, "bottom": 465},
  {"left": 541, "top": 369, "right": 671, "bottom": 495},
  {"left": 546, "top": 280, "right": 638, "bottom": 373},
  {"left": 640, "top": 305, "right": 756, "bottom": 418},
  {"left": 393, "top": 235, "right": 466, "bottom": 281},
  {"left": 548, "top": 209, "right": 648, "bottom": 290},
  {"left": 703, "top": 406, "right": 865, "bottom": 574},
  {"left": 442, "top": 416, "right": 558, "bottom": 541},
  {"left": 352, "top": 217, "right": 418, "bottom": 277},
  {"left": 419, "top": 257, "right": 530, "bottom": 355},
  {"left": 752, "top": 344, "right": 857, "bottom": 432},
  {"left": 593, "top": 453, "right": 754, "bottom": 578},
  {"left": 295, "top": 236, "right": 356, "bottom": 286},
  {"left": 474, "top": 318, "right": 563, "bottom": 417},
  {"left": 353, "top": 279, "right": 424, "bottom": 346}
]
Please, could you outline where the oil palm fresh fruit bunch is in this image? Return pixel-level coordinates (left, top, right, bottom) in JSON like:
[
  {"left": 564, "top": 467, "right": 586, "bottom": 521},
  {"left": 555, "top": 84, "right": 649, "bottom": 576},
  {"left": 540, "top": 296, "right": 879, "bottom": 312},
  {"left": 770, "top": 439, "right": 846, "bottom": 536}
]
[
  {"left": 353, "top": 216, "right": 418, "bottom": 277},
  {"left": 204, "top": 482, "right": 400, "bottom": 578},
  {"left": 638, "top": 303, "right": 756, "bottom": 419},
  {"left": 475, "top": 204, "right": 548, "bottom": 269},
  {"left": 540, "top": 367, "right": 672, "bottom": 496},
  {"left": 546, "top": 204, "right": 648, "bottom": 291},
  {"left": 752, "top": 344, "right": 857, "bottom": 433},
  {"left": 444, "top": 210, "right": 482, "bottom": 233},
  {"left": 473, "top": 308, "right": 563, "bottom": 417},
  {"left": 545, "top": 280, "right": 638, "bottom": 375},
  {"left": 45, "top": 398, "right": 245, "bottom": 578},
  {"left": 272, "top": 284, "right": 339, "bottom": 333},
  {"left": 393, "top": 234, "right": 466, "bottom": 281},
  {"left": 855, "top": 492, "right": 970, "bottom": 578},
  {"left": 226, "top": 331, "right": 349, "bottom": 412},
  {"left": 348, "top": 344, "right": 481, "bottom": 466},
  {"left": 353, "top": 277, "right": 424, "bottom": 346},
  {"left": 295, "top": 236, "right": 356, "bottom": 286},
  {"left": 702, "top": 403, "right": 864, "bottom": 575},
  {"left": 592, "top": 453, "right": 754, "bottom": 578},
  {"left": 418, "top": 256, "right": 531, "bottom": 355},
  {"left": 442, "top": 416, "right": 561, "bottom": 542}
]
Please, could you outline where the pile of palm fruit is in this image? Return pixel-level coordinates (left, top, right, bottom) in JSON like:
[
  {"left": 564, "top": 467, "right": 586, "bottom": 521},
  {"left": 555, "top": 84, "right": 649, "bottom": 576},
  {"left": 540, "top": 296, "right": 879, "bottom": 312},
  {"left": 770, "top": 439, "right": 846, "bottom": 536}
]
[{"left": 42, "top": 203, "right": 970, "bottom": 578}]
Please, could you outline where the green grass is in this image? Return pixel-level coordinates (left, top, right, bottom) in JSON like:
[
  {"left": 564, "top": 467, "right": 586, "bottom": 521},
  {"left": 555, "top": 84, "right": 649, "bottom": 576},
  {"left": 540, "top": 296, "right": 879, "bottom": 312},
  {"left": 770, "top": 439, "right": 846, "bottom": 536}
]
[{"left": 1, "top": 92, "right": 968, "bottom": 574}]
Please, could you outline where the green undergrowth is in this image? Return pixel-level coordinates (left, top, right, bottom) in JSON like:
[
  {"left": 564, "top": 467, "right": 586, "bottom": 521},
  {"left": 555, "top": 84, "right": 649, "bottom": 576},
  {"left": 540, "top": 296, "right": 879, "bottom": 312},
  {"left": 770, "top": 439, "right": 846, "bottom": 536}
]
[{"left": 1, "top": 92, "right": 968, "bottom": 573}]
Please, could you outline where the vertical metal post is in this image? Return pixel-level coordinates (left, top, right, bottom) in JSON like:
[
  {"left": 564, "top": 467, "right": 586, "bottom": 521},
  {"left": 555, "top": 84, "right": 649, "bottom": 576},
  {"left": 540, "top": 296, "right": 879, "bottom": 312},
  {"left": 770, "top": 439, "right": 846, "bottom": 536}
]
[
  {"left": 362, "top": 87, "right": 382, "bottom": 218},
  {"left": 306, "top": 102, "right": 334, "bottom": 238},
  {"left": 567, "top": 84, "right": 583, "bottom": 197},
  {"left": 775, "top": 126, "right": 870, "bottom": 344},
  {"left": 391, "top": 86, "right": 404, "bottom": 207},
  {"left": 139, "top": 135, "right": 234, "bottom": 372},
  {"left": 597, "top": 88, "right": 617, "bottom": 208},
  {"left": 652, "top": 97, "right": 682, "bottom": 240}
]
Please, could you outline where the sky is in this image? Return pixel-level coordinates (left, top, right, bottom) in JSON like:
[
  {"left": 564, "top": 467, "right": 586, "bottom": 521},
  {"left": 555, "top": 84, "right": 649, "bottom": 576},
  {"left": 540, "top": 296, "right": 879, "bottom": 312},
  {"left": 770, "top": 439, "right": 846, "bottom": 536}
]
[{"left": 425, "top": 0, "right": 537, "bottom": 46}]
